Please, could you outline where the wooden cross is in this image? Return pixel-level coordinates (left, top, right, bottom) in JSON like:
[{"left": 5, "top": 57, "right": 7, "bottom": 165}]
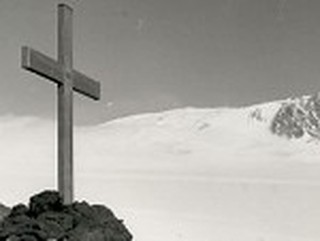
[{"left": 21, "top": 4, "right": 100, "bottom": 204}]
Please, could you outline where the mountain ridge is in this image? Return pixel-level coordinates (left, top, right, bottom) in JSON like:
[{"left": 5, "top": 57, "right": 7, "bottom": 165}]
[{"left": 100, "top": 92, "right": 320, "bottom": 143}]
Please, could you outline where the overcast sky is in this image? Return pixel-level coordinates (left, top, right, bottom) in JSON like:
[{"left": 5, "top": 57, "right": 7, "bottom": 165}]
[{"left": 1, "top": 0, "right": 320, "bottom": 125}]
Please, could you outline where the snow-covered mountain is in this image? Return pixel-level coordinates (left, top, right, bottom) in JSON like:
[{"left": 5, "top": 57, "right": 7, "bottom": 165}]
[
  {"left": 1, "top": 93, "right": 320, "bottom": 241},
  {"left": 76, "top": 93, "right": 320, "bottom": 241},
  {"left": 76, "top": 92, "right": 320, "bottom": 179}
]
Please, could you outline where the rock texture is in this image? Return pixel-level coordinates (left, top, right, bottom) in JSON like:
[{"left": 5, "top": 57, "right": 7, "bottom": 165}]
[
  {"left": 271, "top": 93, "right": 320, "bottom": 139},
  {"left": 0, "top": 205, "right": 10, "bottom": 222},
  {"left": 0, "top": 191, "right": 132, "bottom": 241}
]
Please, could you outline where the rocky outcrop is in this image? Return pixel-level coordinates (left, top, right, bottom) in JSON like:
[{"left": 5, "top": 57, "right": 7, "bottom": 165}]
[
  {"left": 0, "top": 191, "right": 132, "bottom": 241},
  {"left": 270, "top": 93, "right": 320, "bottom": 139}
]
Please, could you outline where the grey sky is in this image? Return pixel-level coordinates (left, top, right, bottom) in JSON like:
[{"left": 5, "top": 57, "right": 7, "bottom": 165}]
[{"left": 1, "top": 0, "right": 320, "bottom": 124}]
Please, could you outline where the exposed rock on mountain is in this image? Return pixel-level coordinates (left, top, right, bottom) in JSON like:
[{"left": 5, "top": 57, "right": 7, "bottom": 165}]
[{"left": 271, "top": 93, "right": 320, "bottom": 139}]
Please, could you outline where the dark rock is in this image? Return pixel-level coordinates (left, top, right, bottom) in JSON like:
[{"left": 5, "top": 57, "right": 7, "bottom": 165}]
[
  {"left": 0, "top": 190, "right": 132, "bottom": 241},
  {"left": 29, "top": 191, "right": 63, "bottom": 217},
  {"left": 36, "top": 211, "right": 74, "bottom": 239},
  {"left": 70, "top": 201, "right": 94, "bottom": 220},
  {"left": 37, "top": 219, "right": 65, "bottom": 240},
  {"left": 91, "top": 205, "right": 114, "bottom": 224},
  {"left": 271, "top": 104, "right": 305, "bottom": 138},
  {"left": 270, "top": 93, "right": 320, "bottom": 139},
  {"left": 81, "top": 229, "right": 105, "bottom": 241},
  {"left": 0, "top": 216, "right": 47, "bottom": 241},
  {"left": 9, "top": 205, "right": 29, "bottom": 218},
  {"left": 5, "top": 234, "right": 19, "bottom": 241},
  {"left": 0, "top": 204, "right": 10, "bottom": 222},
  {"left": 37, "top": 211, "right": 74, "bottom": 231},
  {"left": 16, "top": 234, "right": 39, "bottom": 241}
]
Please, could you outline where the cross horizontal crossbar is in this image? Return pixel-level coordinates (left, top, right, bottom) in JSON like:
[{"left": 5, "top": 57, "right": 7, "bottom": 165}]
[{"left": 21, "top": 46, "right": 100, "bottom": 100}]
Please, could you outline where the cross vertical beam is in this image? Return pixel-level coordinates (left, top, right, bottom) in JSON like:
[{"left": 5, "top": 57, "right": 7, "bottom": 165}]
[
  {"left": 21, "top": 4, "right": 101, "bottom": 205},
  {"left": 57, "top": 4, "right": 73, "bottom": 204}
]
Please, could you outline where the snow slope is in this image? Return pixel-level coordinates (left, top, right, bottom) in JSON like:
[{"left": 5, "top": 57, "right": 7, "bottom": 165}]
[
  {"left": 0, "top": 95, "right": 320, "bottom": 241},
  {"left": 76, "top": 99, "right": 320, "bottom": 180}
]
